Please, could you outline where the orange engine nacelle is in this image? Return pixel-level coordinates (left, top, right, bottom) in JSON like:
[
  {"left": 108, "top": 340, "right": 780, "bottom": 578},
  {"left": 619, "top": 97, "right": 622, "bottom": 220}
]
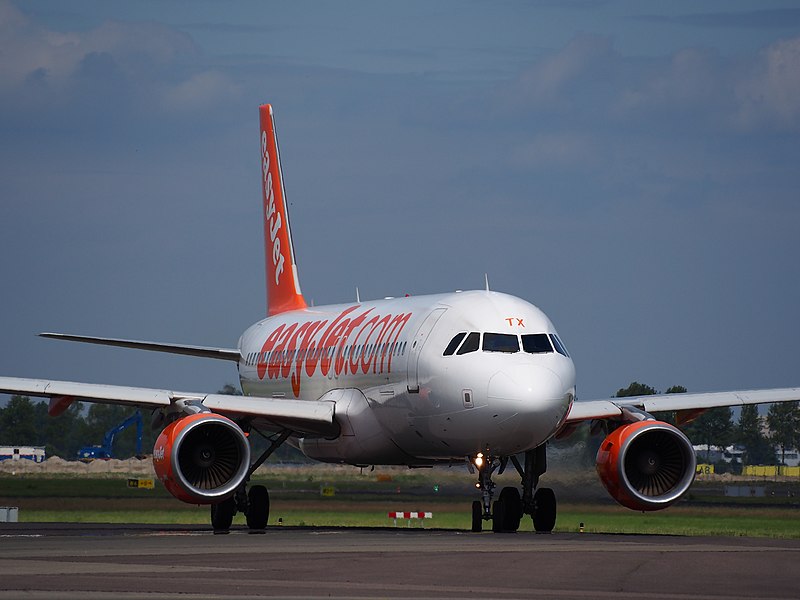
[
  {"left": 596, "top": 420, "right": 696, "bottom": 511},
  {"left": 153, "top": 412, "right": 251, "bottom": 504}
]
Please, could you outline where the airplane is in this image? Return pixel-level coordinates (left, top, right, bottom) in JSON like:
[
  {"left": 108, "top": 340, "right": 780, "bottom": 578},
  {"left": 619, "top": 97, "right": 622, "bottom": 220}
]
[{"left": 2, "top": 104, "right": 799, "bottom": 533}]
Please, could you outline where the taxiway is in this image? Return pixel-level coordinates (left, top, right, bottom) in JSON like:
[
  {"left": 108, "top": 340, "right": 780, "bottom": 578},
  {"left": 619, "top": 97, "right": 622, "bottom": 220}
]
[{"left": 1, "top": 523, "right": 799, "bottom": 599}]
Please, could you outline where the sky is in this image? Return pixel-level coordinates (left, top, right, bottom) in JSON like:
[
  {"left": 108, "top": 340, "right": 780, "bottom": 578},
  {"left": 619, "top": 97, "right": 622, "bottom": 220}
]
[{"left": 1, "top": 0, "right": 799, "bottom": 404}]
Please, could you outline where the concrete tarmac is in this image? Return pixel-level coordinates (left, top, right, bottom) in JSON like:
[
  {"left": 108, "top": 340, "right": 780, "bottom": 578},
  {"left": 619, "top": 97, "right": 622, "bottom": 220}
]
[{"left": 1, "top": 523, "right": 799, "bottom": 599}]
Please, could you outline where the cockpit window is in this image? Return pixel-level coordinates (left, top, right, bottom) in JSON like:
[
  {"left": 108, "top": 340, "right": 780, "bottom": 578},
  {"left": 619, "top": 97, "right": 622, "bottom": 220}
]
[
  {"left": 550, "top": 334, "right": 570, "bottom": 357},
  {"left": 483, "top": 333, "right": 519, "bottom": 353},
  {"left": 443, "top": 332, "right": 467, "bottom": 356},
  {"left": 522, "top": 334, "right": 553, "bottom": 354},
  {"left": 456, "top": 332, "right": 480, "bottom": 355}
]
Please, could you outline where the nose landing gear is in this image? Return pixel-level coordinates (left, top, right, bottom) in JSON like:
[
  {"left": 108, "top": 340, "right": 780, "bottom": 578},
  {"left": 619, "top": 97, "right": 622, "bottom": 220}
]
[
  {"left": 470, "top": 444, "right": 556, "bottom": 533},
  {"left": 470, "top": 452, "right": 499, "bottom": 532}
]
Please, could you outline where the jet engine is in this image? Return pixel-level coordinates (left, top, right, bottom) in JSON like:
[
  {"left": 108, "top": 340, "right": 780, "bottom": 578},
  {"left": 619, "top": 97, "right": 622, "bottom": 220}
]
[
  {"left": 595, "top": 420, "right": 696, "bottom": 511},
  {"left": 153, "top": 412, "right": 251, "bottom": 504}
]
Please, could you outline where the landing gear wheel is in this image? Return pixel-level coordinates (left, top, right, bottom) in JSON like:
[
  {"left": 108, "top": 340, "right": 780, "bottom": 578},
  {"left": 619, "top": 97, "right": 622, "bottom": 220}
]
[
  {"left": 211, "top": 496, "right": 235, "bottom": 530},
  {"left": 246, "top": 485, "right": 270, "bottom": 530},
  {"left": 491, "top": 497, "right": 506, "bottom": 533},
  {"left": 471, "top": 500, "right": 483, "bottom": 532},
  {"left": 498, "top": 487, "right": 522, "bottom": 532},
  {"left": 532, "top": 487, "right": 556, "bottom": 533}
]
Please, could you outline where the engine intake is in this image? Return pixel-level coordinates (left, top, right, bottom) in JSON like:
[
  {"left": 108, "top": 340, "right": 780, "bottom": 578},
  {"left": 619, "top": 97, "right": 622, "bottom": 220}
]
[
  {"left": 596, "top": 420, "right": 696, "bottom": 511},
  {"left": 153, "top": 413, "right": 250, "bottom": 504}
]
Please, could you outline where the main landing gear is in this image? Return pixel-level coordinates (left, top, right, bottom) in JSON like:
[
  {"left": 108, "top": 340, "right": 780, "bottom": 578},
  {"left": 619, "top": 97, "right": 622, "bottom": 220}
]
[
  {"left": 210, "top": 428, "right": 292, "bottom": 531},
  {"left": 470, "top": 444, "right": 557, "bottom": 534}
]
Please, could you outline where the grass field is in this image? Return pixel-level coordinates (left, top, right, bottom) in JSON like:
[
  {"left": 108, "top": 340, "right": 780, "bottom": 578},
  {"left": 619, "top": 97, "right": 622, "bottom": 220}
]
[
  {"left": 13, "top": 503, "right": 800, "bottom": 537},
  {"left": 2, "top": 470, "right": 800, "bottom": 537}
]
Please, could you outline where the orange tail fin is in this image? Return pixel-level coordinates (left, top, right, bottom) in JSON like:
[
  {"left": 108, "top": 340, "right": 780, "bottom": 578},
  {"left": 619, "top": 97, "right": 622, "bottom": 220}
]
[{"left": 259, "top": 104, "right": 307, "bottom": 316}]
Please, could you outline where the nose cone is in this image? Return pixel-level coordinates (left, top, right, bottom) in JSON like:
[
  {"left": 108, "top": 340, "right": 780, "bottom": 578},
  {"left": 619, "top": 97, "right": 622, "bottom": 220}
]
[
  {"left": 488, "top": 364, "right": 564, "bottom": 404},
  {"left": 487, "top": 364, "right": 573, "bottom": 445}
]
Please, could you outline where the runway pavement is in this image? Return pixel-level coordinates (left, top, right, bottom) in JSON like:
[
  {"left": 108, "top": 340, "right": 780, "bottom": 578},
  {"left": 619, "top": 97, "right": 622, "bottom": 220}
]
[{"left": 1, "top": 523, "right": 799, "bottom": 599}]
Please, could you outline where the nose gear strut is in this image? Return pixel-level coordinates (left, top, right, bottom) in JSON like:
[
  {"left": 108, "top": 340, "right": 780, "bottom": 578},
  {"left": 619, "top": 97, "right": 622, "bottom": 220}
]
[
  {"left": 471, "top": 452, "right": 500, "bottom": 532},
  {"left": 470, "top": 453, "right": 509, "bottom": 532},
  {"left": 470, "top": 444, "right": 557, "bottom": 533}
]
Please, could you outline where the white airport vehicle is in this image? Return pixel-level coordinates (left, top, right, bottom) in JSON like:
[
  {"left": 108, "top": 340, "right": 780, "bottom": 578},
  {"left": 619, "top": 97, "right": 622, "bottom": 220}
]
[{"left": 0, "top": 446, "right": 45, "bottom": 463}]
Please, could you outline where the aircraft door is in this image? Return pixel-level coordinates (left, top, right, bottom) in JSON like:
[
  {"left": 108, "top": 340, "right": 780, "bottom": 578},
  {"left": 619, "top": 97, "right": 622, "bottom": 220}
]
[{"left": 406, "top": 308, "right": 446, "bottom": 393}]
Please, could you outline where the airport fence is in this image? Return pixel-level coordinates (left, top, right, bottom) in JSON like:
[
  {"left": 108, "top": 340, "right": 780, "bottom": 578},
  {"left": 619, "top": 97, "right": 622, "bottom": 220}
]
[{"left": 743, "top": 466, "right": 800, "bottom": 477}]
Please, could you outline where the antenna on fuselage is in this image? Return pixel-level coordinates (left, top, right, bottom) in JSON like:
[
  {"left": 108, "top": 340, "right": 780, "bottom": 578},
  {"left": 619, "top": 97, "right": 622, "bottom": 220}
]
[
  {"left": 484, "top": 273, "right": 490, "bottom": 292},
  {"left": 356, "top": 287, "right": 361, "bottom": 303}
]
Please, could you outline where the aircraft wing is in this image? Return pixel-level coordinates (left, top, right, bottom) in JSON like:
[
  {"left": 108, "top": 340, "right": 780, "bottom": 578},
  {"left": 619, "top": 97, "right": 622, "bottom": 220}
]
[
  {"left": 0, "top": 376, "right": 336, "bottom": 436},
  {"left": 39, "top": 332, "right": 241, "bottom": 362},
  {"left": 566, "top": 387, "right": 800, "bottom": 423}
]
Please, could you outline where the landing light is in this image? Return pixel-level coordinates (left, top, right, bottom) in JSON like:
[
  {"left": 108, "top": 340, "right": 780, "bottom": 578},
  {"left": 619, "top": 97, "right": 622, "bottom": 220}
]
[{"left": 474, "top": 452, "right": 484, "bottom": 468}]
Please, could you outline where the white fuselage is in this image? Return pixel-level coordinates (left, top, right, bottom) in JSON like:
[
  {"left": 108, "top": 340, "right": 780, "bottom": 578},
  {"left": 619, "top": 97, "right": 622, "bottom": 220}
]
[{"left": 237, "top": 290, "right": 576, "bottom": 464}]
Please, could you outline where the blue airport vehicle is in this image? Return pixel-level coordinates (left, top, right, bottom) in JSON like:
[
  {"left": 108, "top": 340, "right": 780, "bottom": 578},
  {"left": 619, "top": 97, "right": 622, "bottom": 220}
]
[{"left": 77, "top": 411, "right": 143, "bottom": 460}]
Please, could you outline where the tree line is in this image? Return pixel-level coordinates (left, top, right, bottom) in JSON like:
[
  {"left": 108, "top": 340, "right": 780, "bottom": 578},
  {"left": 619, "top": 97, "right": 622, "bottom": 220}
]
[
  {"left": 0, "top": 395, "right": 155, "bottom": 459},
  {"left": 615, "top": 381, "right": 800, "bottom": 469},
  {"left": 2, "top": 381, "right": 798, "bottom": 467},
  {"left": 0, "top": 384, "right": 307, "bottom": 462}
]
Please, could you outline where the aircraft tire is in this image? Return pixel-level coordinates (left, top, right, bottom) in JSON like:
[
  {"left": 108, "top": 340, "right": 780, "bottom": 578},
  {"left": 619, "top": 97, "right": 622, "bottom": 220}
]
[
  {"left": 211, "top": 496, "right": 235, "bottom": 530},
  {"left": 246, "top": 485, "right": 270, "bottom": 530},
  {"left": 492, "top": 499, "right": 506, "bottom": 533},
  {"left": 498, "top": 486, "right": 522, "bottom": 532},
  {"left": 471, "top": 500, "right": 482, "bottom": 532},
  {"left": 532, "top": 487, "right": 557, "bottom": 533}
]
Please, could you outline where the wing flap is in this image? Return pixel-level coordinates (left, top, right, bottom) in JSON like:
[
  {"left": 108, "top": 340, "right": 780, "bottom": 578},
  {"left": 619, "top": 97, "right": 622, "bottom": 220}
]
[{"left": 566, "top": 387, "right": 800, "bottom": 424}]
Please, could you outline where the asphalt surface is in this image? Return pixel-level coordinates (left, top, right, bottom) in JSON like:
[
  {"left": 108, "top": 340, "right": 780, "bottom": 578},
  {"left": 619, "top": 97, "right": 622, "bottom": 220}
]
[{"left": 1, "top": 523, "right": 799, "bottom": 599}]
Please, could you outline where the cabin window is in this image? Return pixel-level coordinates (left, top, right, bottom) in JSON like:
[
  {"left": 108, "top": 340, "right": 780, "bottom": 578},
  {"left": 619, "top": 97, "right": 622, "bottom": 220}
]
[
  {"left": 550, "top": 334, "right": 570, "bottom": 357},
  {"left": 443, "top": 333, "right": 467, "bottom": 356},
  {"left": 522, "top": 334, "right": 552, "bottom": 354},
  {"left": 483, "top": 333, "right": 519, "bottom": 353},
  {"left": 456, "top": 332, "right": 480, "bottom": 355}
]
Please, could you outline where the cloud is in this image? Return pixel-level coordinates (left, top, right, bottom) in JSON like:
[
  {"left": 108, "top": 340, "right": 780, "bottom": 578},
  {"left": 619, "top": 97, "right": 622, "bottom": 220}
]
[
  {"left": 512, "top": 34, "right": 615, "bottom": 110},
  {"left": 176, "top": 22, "right": 275, "bottom": 34},
  {"left": 0, "top": 2, "right": 195, "bottom": 90},
  {"left": 511, "top": 132, "right": 598, "bottom": 170},
  {"left": 735, "top": 37, "right": 800, "bottom": 131},
  {"left": 0, "top": 1, "right": 238, "bottom": 123},
  {"left": 501, "top": 33, "right": 800, "bottom": 133},
  {"left": 485, "top": 32, "right": 800, "bottom": 222},
  {"left": 615, "top": 47, "right": 726, "bottom": 116},
  {"left": 160, "top": 70, "right": 241, "bottom": 112}
]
